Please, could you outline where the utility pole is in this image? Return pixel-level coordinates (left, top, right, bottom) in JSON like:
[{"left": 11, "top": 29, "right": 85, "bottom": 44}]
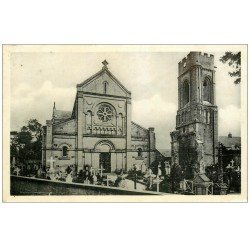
[{"left": 134, "top": 165, "right": 137, "bottom": 190}]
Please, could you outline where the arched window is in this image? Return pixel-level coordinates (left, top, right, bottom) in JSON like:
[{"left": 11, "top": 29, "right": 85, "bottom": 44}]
[
  {"left": 203, "top": 77, "right": 211, "bottom": 102},
  {"left": 103, "top": 81, "right": 108, "bottom": 94},
  {"left": 137, "top": 148, "right": 142, "bottom": 157},
  {"left": 117, "top": 113, "right": 123, "bottom": 135},
  {"left": 183, "top": 80, "right": 190, "bottom": 106},
  {"left": 206, "top": 110, "right": 211, "bottom": 124},
  {"left": 186, "top": 111, "right": 189, "bottom": 122},
  {"left": 62, "top": 146, "right": 68, "bottom": 157},
  {"left": 86, "top": 111, "right": 92, "bottom": 134},
  {"left": 176, "top": 115, "right": 179, "bottom": 125}
]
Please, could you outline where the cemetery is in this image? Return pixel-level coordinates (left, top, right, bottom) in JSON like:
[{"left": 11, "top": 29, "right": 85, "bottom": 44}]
[{"left": 10, "top": 52, "right": 241, "bottom": 196}]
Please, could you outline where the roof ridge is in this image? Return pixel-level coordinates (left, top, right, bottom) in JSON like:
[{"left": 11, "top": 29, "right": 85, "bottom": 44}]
[
  {"left": 55, "top": 109, "right": 71, "bottom": 113},
  {"left": 77, "top": 67, "right": 131, "bottom": 95},
  {"left": 131, "top": 121, "right": 148, "bottom": 131},
  {"left": 53, "top": 118, "right": 74, "bottom": 125}
]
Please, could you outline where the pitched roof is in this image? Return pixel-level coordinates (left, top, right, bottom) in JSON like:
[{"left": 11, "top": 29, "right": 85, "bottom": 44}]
[
  {"left": 131, "top": 121, "right": 148, "bottom": 132},
  {"left": 77, "top": 66, "right": 131, "bottom": 95},
  {"left": 194, "top": 174, "right": 210, "bottom": 183},
  {"left": 54, "top": 110, "right": 72, "bottom": 120},
  {"left": 199, "top": 174, "right": 210, "bottom": 182},
  {"left": 10, "top": 131, "right": 18, "bottom": 135},
  {"left": 157, "top": 149, "right": 171, "bottom": 158},
  {"left": 219, "top": 136, "right": 241, "bottom": 148}
]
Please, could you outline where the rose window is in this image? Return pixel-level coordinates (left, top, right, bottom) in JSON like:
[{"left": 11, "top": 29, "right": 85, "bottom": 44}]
[{"left": 97, "top": 104, "right": 113, "bottom": 122}]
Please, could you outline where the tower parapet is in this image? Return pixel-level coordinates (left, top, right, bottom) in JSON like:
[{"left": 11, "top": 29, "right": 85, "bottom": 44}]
[{"left": 179, "top": 52, "right": 214, "bottom": 76}]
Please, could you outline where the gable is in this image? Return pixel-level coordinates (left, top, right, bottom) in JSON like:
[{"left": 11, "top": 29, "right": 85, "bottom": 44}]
[
  {"left": 53, "top": 119, "right": 76, "bottom": 134},
  {"left": 193, "top": 174, "right": 210, "bottom": 183},
  {"left": 54, "top": 110, "right": 72, "bottom": 122},
  {"left": 131, "top": 121, "right": 148, "bottom": 139},
  {"left": 77, "top": 68, "right": 131, "bottom": 98}
]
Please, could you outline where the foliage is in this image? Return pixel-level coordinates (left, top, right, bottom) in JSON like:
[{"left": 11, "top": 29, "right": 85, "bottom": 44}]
[
  {"left": 220, "top": 52, "right": 241, "bottom": 84},
  {"left": 178, "top": 137, "right": 198, "bottom": 179},
  {"left": 159, "top": 175, "right": 172, "bottom": 193},
  {"left": 205, "top": 163, "right": 241, "bottom": 193},
  {"left": 170, "top": 164, "right": 184, "bottom": 193},
  {"left": 10, "top": 119, "right": 43, "bottom": 164}
]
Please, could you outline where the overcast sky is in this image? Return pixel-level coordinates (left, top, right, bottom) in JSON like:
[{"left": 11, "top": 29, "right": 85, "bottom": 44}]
[{"left": 10, "top": 50, "right": 241, "bottom": 149}]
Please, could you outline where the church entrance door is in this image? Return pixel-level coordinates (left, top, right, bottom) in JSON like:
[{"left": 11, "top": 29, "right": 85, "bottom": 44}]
[{"left": 99, "top": 152, "right": 111, "bottom": 173}]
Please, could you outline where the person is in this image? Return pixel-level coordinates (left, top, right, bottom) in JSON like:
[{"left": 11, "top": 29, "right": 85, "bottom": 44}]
[
  {"left": 49, "top": 166, "right": 57, "bottom": 181},
  {"left": 66, "top": 165, "right": 72, "bottom": 174},
  {"left": 66, "top": 172, "right": 73, "bottom": 183},
  {"left": 147, "top": 168, "right": 154, "bottom": 189},
  {"left": 92, "top": 171, "right": 97, "bottom": 185},
  {"left": 36, "top": 166, "right": 43, "bottom": 178},
  {"left": 57, "top": 171, "right": 66, "bottom": 181},
  {"left": 45, "top": 167, "right": 50, "bottom": 179},
  {"left": 75, "top": 169, "right": 84, "bottom": 183},
  {"left": 114, "top": 171, "right": 128, "bottom": 189},
  {"left": 27, "top": 164, "right": 33, "bottom": 176},
  {"left": 141, "top": 162, "right": 147, "bottom": 173},
  {"left": 84, "top": 169, "right": 90, "bottom": 184},
  {"left": 119, "top": 176, "right": 128, "bottom": 189},
  {"left": 158, "top": 163, "right": 162, "bottom": 177}
]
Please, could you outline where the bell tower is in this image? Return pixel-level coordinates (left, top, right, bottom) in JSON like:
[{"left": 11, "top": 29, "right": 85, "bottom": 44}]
[{"left": 171, "top": 52, "right": 218, "bottom": 177}]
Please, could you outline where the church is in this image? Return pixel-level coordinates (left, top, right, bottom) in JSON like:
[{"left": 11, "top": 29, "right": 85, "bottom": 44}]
[{"left": 42, "top": 60, "right": 157, "bottom": 173}]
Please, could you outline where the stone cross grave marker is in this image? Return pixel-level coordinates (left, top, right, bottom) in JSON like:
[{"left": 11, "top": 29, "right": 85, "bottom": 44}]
[
  {"left": 230, "top": 159, "right": 235, "bottom": 167},
  {"left": 47, "top": 156, "right": 56, "bottom": 170},
  {"left": 98, "top": 164, "right": 103, "bottom": 177}
]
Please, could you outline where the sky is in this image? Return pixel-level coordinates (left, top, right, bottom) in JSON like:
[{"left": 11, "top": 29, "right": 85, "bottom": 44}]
[{"left": 10, "top": 50, "right": 241, "bottom": 149}]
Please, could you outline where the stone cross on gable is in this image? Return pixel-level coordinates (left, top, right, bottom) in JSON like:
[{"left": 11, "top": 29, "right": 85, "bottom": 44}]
[{"left": 102, "top": 60, "right": 109, "bottom": 68}]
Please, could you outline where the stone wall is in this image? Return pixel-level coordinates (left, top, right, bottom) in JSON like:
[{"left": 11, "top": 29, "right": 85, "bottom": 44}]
[{"left": 10, "top": 176, "right": 160, "bottom": 196}]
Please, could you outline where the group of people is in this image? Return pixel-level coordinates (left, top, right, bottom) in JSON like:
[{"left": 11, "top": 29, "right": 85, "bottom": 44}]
[
  {"left": 11, "top": 163, "right": 76, "bottom": 182},
  {"left": 11, "top": 163, "right": 107, "bottom": 185},
  {"left": 11, "top": 161, "right": 170, "bottom": 192},
  {"left": 11, "top": 163, "right": 44, "bottom": 178}
]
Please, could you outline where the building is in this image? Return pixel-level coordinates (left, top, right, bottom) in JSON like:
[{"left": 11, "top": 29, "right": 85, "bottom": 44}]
[
  {"left": 170, "top": 52, "right": 218, "bottom": 175},
  {"left": 219, "top": 132, "right": 241, "bottom": 167},
  {"left": 219, "top": 133, "right": 241, "bottom": 150},
  {"left": 42, "top": 61, "right": 156, "bottom": 173},
  {"left": 156, "top": 149, "right": 171, "bottom": 163}
]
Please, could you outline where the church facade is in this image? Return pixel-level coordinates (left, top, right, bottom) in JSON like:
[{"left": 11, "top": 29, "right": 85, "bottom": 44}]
[
  {"left": 171, "top": 52, "right": 218, "bottom": 173},
  {"left": 42, "top": 61, "right": 156, "bottom": 173}
]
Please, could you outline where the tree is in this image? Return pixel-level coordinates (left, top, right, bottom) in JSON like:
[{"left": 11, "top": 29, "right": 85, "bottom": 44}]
[
  {"left": 10, "top": 119, "right": 43, "bottom": 165},
  {"left": 170, "top": 164, "right": 184, "bottom": 193},
  {"left": 220, "top": 52, "right": 241, "bottom": 84},
  {"left": 22, "top": 119, "right": 43, "bottom": 141}
]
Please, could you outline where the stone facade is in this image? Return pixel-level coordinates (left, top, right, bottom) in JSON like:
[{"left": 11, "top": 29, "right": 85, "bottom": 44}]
[
  {"left": 42, "top": 62, "right": 156, "bottom": 173},
  {"left": 171, "top": 52, "right": 218, "bottom": 173}
]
